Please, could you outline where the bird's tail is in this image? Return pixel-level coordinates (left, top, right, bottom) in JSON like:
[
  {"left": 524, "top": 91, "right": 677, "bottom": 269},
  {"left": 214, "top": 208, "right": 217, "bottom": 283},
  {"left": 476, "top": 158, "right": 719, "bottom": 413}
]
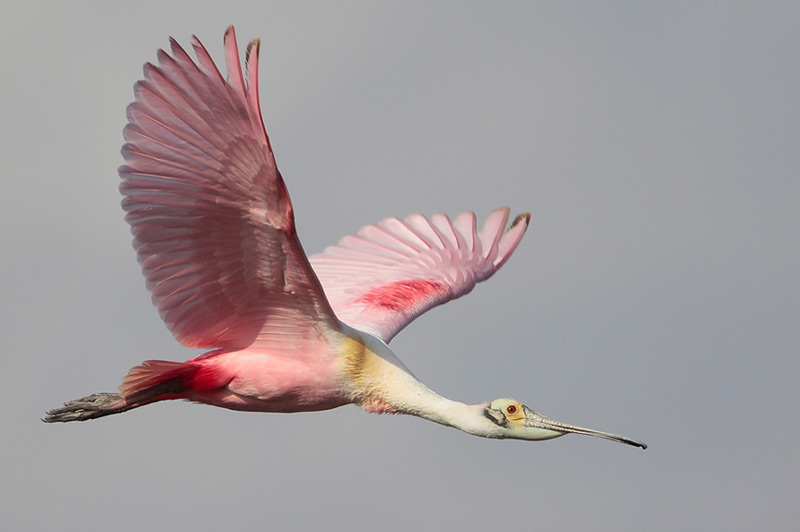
[
  {"left": 43, "top": 360, "right": 199, "bottom": 423},
  {"left": 118, "top": 359, "right": 198, "bottom": 399}
]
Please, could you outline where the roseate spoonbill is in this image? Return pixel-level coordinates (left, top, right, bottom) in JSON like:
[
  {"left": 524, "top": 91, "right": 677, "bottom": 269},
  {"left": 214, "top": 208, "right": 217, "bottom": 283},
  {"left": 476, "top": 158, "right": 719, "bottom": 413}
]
[{"left": 44, "top": 27, "right": 646, "bottom": 449}]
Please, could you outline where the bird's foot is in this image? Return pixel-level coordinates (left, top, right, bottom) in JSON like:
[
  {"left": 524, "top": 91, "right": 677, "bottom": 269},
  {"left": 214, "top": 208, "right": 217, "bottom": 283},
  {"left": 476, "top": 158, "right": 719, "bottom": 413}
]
[{"left": 43, "top": 393, "right": 128, "bottom": 423}]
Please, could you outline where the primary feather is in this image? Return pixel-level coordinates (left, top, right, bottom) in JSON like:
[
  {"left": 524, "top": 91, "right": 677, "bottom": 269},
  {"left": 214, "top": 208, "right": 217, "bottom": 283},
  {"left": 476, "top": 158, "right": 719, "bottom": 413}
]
[
  {"left": 119, "top": 28, "right": 338, "bottom": 352},
  {"left": 309, "top": 209, "right": 530, "bottom": 342}
]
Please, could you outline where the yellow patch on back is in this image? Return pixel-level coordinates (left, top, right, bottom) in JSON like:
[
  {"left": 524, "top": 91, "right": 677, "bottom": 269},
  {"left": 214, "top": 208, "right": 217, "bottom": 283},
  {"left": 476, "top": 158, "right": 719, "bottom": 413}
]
[
  {"left": 338, "top": 333, "right": 368, "bottom": 381},
  {"left": 336, "top": 332, "right": 401, "bottom": 411}
]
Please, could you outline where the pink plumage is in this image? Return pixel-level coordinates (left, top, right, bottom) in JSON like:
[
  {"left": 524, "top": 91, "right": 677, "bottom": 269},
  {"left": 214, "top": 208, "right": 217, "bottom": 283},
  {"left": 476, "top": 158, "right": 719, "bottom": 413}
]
[
  {"left": 43, "top": 27, "right": 647, "bottom": 451},
  {"left": 310, "top": 208, "right": 530, "bottom": 341},
  {"left": 58, "top": 25, "right": 529, "bottom": 413}
]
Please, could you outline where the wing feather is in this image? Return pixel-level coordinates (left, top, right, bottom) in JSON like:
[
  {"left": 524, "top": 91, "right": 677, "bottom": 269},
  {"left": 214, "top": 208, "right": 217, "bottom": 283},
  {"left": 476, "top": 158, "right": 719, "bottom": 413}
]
[
  {"left": 309, "top": 209, "right": 530, "bottom": 342},
  {"left": 404, "top": 213, "right": 448, "bottom": 250},
  {"left": 119, "top": 27, "right": 338, "bottom": 351}
]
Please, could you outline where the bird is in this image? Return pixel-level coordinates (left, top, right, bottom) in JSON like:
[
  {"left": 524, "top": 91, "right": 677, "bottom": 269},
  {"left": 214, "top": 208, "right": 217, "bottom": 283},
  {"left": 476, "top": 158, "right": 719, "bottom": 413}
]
[{"left": 44, "top": 27, "right": 646, "bottom": 450}]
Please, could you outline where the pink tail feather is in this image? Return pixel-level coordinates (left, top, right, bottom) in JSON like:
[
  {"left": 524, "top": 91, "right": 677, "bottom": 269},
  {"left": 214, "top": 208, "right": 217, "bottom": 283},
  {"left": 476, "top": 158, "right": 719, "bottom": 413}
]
[{"left": 119, "top": 359, "right": 199, "bottom": 399}]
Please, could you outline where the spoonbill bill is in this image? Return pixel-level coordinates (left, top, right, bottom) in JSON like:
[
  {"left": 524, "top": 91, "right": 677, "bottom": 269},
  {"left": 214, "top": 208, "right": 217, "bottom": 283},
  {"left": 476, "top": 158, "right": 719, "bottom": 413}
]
[{"left": 44, "top": 27, "right": 646, "bottom": 449}]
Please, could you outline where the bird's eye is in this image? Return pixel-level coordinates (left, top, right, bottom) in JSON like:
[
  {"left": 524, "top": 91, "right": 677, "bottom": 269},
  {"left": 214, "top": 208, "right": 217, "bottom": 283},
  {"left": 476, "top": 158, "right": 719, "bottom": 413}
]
[{"left": 506, "top": 405, "right": 517, "bottom": 414}]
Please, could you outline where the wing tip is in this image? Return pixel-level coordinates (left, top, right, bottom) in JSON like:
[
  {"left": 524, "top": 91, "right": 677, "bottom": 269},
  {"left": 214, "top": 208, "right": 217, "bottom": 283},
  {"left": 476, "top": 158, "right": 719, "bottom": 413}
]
[
  {"left": 224, "top": 25, "right": 236, "bottom": 43},
  {"left": 511, "top": 212, "right": 531, "bottom": 230},
  {"left": 246, "top": 37, "right": 261, "bottom": 62},
  {"left": 493, "top": 211, "right": 530, "bottom": 268}
]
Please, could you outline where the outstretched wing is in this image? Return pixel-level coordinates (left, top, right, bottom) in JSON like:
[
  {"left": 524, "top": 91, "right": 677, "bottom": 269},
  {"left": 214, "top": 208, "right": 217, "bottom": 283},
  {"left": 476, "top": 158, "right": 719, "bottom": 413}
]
[
  {"left": 119, "top": 27, "right": 339, "bottom": 351},
  {"left": 309, "top": 208, "right": 530, "bottom": 343}
]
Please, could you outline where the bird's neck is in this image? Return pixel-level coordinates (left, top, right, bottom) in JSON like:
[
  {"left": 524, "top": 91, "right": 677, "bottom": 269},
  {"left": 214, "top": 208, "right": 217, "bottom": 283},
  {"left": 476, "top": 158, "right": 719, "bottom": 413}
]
[
  {"left": 405, "top": 394, "right": 500, "bottom": 438},
  {"left": 337, "top": 327, "right": 500, "bottom": 438}
]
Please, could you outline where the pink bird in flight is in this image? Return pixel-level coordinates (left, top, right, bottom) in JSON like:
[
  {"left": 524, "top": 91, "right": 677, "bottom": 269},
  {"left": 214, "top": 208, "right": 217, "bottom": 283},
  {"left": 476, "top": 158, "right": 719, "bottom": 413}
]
[{"left": 45, "top": 27, "right": 645, "bottom": 449}]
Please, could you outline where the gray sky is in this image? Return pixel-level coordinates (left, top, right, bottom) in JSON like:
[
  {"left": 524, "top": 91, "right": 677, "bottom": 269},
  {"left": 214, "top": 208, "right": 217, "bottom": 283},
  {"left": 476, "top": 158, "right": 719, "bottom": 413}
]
[{"left": 2, "top": 2, "right": 798, "bottom": 530}]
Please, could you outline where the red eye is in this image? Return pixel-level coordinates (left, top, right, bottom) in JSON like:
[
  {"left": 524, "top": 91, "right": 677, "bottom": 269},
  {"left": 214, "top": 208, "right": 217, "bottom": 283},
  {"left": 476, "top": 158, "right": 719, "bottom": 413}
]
[{"left": 506, "top": 405, "right": 517, "bottom": 414}]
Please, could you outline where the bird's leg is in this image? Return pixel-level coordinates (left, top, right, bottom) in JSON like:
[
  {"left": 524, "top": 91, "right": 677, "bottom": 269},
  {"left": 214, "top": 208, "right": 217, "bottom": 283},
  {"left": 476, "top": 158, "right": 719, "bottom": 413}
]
[
  {"left": 43, "top": 393, "right": 132, "bottom": 423},
  {"left": 44, "top": 362, "right": 195, "bottom": 423}
]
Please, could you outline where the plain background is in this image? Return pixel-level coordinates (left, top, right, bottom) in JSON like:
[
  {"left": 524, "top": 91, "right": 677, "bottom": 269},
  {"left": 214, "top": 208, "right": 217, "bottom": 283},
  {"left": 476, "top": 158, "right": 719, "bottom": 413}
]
[{"left": 2, "top": 2, "right": 798, "bottom": 530}]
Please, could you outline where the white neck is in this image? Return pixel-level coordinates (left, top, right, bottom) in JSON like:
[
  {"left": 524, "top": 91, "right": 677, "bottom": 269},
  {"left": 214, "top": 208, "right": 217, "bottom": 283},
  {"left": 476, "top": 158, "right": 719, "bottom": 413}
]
[
  {"left": 404, "top": 393, "right": 502, "bottom": 438},
  {"left": 339, "top": 328, "right": 502, "bottom": 438}
]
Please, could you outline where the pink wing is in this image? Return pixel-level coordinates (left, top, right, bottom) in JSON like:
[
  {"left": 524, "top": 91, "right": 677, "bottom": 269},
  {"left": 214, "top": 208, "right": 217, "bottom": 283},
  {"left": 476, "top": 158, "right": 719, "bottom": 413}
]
[
  {"left": 119, "top": 27, "right": 339, "bottom": 351},
  {"left": 309, "top": 209, "right": 530, "bottom": 342}
]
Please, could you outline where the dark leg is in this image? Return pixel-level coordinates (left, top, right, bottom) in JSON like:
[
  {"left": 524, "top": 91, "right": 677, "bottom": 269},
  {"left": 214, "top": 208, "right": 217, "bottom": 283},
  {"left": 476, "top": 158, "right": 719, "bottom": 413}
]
[{"left": 43, "top": 393, "right": 132, "bottom": 422}]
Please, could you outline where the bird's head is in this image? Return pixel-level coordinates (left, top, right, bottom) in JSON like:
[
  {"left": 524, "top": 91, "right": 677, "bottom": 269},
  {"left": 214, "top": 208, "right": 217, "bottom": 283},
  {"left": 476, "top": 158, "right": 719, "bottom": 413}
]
[{"left": 482, "top": 398, "right": 647, "bottom": 449}]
